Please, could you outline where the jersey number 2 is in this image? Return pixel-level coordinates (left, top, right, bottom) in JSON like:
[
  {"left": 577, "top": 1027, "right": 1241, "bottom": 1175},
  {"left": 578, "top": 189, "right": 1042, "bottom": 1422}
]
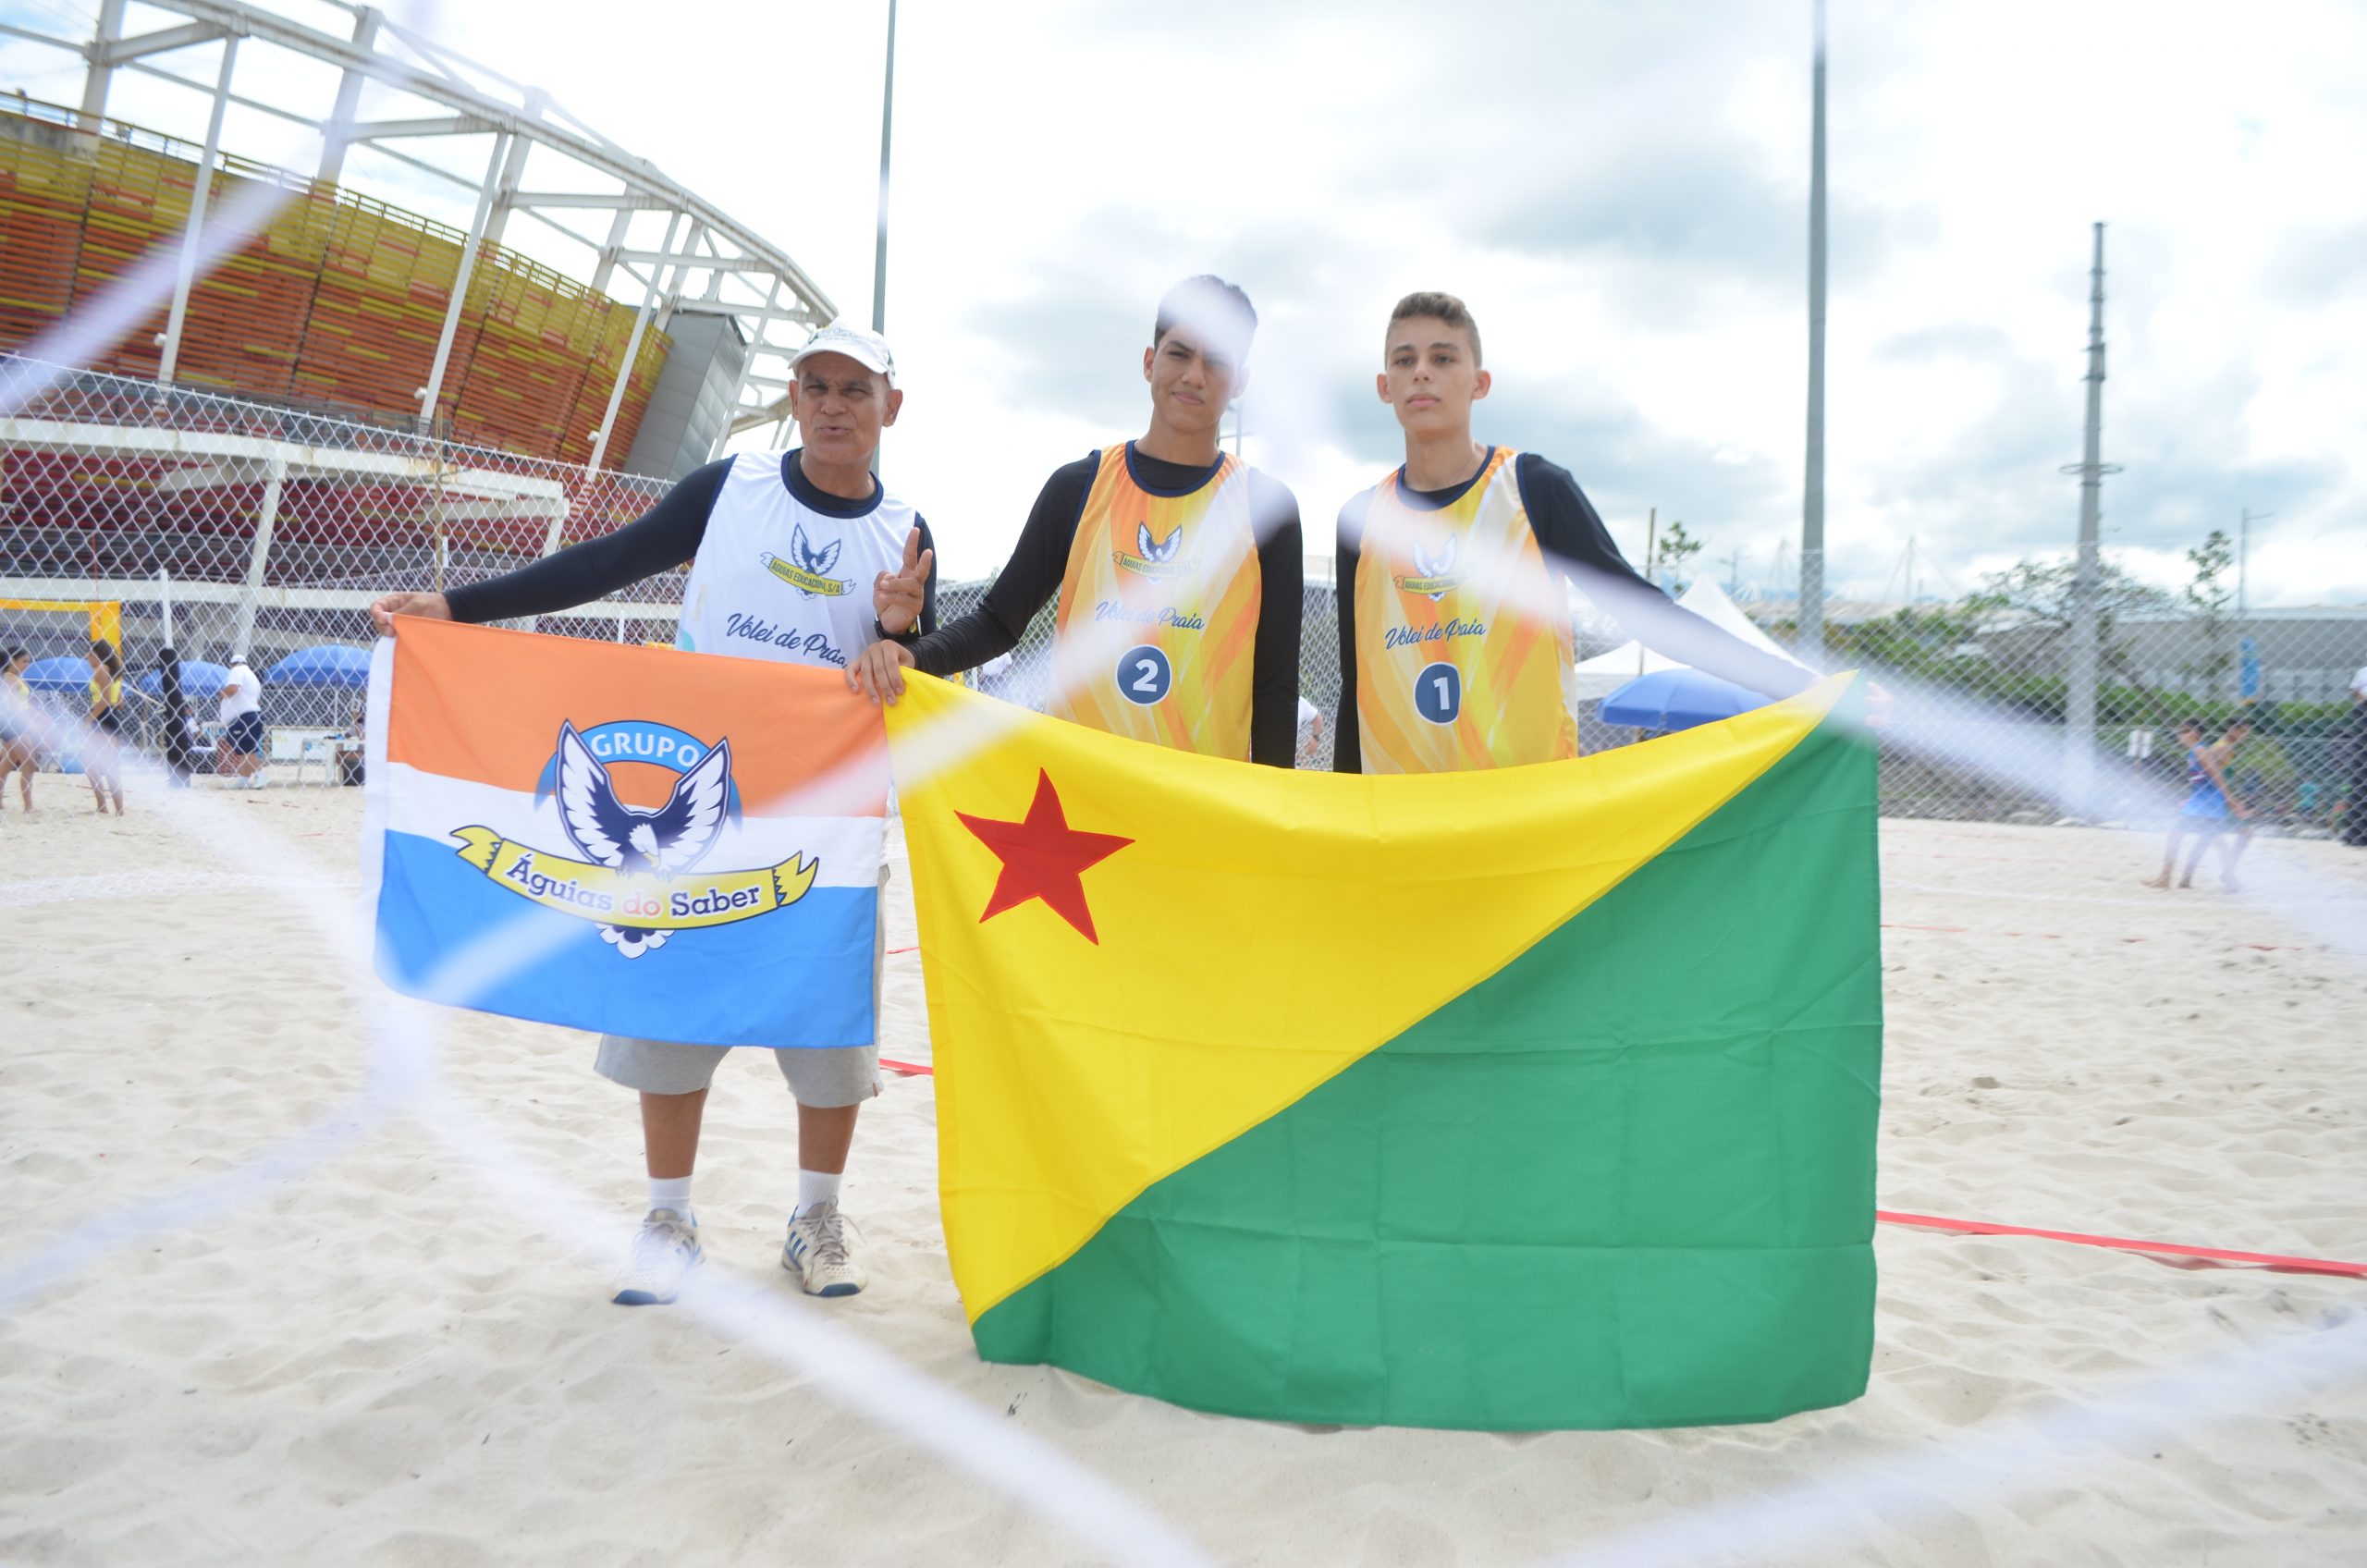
[{"left": 1118, "top": 644, "right": 1172, "bottom": 705}]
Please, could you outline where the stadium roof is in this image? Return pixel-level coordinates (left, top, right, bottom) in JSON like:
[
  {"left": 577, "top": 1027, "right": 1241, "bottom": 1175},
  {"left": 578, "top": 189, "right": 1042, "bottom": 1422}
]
[{"left": 0, "top": 0, "right": 837, "bottom": 445}]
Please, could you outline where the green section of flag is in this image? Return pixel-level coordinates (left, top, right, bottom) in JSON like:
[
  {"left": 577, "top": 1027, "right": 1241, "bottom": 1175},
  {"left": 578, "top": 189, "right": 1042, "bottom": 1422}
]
[{"left": 973, "top": 719, "right": 1882, "bottom": 1429}]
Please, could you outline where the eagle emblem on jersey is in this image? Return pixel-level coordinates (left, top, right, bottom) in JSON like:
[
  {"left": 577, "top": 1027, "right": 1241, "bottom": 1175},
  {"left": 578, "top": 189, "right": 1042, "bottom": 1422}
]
[
  {"left": 1113, "top": 520, "right": 1193, "bottom": 581},
  {"left": 1394, "top": 528, "right": 1466, "bottom": 600},
  {"left": 761, "top": 523, "right": 852, "bottom": 598},
  {"left": 1138, "top": 521, "right": 1182, "bottom": 565},
  {"left": 444, "top": 719, "right": 820, "bottom": 961}
]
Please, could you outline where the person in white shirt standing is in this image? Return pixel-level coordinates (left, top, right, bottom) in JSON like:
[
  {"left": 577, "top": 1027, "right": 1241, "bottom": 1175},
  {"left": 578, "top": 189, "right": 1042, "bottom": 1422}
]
[
  {"left": 369, "top": 324, "right": 933, "bottom": 1306},
  {"left": 215, "top": 656, "right": 268, "bottom": 788}
]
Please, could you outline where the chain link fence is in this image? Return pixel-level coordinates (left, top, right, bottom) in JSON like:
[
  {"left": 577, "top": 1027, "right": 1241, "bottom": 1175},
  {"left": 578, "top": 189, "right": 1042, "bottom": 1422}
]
[
  {"left": 5, "top": 351, "right": 2362, "bottom": 829},
  {"left": 0, "top": 353, "right": 668, "bottom": 783}
]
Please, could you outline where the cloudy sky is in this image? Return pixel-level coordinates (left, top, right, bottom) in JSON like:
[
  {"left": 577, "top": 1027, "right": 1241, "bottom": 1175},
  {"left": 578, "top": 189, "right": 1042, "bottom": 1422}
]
[{"left": 6, "top": 0, "right": 2362, "bottom": 603}]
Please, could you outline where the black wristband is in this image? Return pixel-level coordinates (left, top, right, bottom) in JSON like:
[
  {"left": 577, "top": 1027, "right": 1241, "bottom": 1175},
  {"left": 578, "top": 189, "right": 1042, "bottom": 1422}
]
[{"left": 874, "top": 616, "right": 920, "bottom": 645}]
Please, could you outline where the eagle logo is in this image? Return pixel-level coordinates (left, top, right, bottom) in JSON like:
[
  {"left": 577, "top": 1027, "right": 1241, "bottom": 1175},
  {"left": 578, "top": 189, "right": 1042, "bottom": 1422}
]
[
  {"left": 1399, "top": 530, "right": 1462, "bottom": 601},
  {"left": 1136, "top": 521, "right": 1184, "bottom": 565},
  {"left": 1412, "top": 532, "right": 1455, "bottom": 581},
  {"left": 554, "top": 720, "right": 732, "bottom": 957},
  {"left": 791, "top": 522, "right": 842, "bottom": 582},
  {"left": 762, "top": 526, "right": 851, "bottom": 598}
]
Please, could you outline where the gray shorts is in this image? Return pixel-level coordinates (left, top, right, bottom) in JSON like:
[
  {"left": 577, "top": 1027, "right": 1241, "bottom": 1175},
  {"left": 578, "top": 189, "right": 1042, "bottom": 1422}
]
[
  {"left": 592, "top": 863, "right": 889, "bottom": 1108},
  {"left": 594, "top": 1035, "right": 880, "bottom": 1107}
]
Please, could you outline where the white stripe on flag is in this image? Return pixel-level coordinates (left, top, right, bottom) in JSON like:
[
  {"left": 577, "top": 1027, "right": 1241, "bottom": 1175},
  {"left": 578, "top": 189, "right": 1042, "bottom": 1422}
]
[{"left": 375, "top": 760, "right": 884, "bottom": 891}]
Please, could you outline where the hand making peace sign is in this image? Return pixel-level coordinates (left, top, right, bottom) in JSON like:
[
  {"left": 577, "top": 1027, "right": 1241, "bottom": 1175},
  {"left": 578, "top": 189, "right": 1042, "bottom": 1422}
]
[{"left": 874, "top": 526, "right": 933, "bottom": 636}]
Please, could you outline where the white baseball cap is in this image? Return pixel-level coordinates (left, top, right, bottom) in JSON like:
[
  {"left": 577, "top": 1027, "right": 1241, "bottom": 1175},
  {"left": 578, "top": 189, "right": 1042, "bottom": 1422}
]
[{"left": 789, "top": 323, "right": 897, "bottom": 387}]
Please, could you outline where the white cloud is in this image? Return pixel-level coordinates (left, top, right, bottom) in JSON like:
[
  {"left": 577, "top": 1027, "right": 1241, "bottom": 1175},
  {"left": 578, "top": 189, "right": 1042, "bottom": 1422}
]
[{"left": 6, "top": 0, "right": 2361, "bottom": 605}]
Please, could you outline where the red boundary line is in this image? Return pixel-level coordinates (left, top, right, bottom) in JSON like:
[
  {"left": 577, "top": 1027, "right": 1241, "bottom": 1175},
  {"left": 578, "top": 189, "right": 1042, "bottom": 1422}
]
[{"left": 1876, "top": 1209, "right": 2367, "bottom": 1279}]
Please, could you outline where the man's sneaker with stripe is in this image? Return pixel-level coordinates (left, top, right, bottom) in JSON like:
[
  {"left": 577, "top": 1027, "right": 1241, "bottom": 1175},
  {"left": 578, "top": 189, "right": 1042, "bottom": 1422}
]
[
  {"left": 782, "top": 1199, "right": 867, "bottom": 1297},
  {"left": 610, "top": 1207, "right": 701, "bottom": 1305}
]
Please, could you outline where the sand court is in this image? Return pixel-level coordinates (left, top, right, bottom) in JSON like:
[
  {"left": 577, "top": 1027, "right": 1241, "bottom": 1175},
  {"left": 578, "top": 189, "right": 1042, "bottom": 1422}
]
[{"left": 4, "top": 785, "right": 2365, "bottom": 1565}]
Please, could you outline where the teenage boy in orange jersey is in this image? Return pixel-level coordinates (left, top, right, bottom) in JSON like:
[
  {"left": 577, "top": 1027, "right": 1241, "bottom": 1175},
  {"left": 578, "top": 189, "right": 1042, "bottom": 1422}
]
[
  {"left": 849, "top": 276, "right": 1304, "bottom": 766},
  {"left": 1334, "top": 291, "right": 1820, "bottom": 774}
]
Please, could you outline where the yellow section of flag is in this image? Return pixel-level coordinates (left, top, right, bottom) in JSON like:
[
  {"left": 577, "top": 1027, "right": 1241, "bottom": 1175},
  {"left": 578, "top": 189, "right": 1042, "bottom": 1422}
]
[{"left": 883, "top": 671, "right": 1847, "bottom": 1321}]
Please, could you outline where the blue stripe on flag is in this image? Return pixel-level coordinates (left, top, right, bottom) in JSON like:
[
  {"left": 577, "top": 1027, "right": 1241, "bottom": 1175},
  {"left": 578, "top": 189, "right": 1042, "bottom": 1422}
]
[{"left": 374, "top": 828, "right": 876, "bottom": 1047}]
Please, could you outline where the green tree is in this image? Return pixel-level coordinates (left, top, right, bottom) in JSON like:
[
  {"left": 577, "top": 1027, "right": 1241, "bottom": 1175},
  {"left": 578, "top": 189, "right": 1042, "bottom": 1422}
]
[
  {"left": 2182, "top": 528, "right": 2237, "bottom": 699},
  {"left": 1648, "top": 520, "right": 1703, "bottom": 594},
  {"left": 1952, "top": 556, "right": 2180, "bottom": 723}
]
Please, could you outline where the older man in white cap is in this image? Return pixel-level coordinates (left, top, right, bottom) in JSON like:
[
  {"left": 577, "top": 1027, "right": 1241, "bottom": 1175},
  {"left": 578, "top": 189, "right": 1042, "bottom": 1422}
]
[{"left": 371, "top": 322, "right": 935, "bottom": 1306}]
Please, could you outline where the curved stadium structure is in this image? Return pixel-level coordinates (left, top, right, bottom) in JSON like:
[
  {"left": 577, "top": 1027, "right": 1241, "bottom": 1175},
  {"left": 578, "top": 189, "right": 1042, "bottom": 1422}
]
[{"left": 0, "top": 0, "right": 835, "bottom": 730}]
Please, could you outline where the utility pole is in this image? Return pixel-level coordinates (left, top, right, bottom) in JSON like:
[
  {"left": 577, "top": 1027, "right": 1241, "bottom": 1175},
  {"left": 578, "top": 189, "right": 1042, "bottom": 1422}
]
[
  {"left": 872, "top": 0, "right": 897, "bottom": 336},
  {"left": 1798, "top": 0, "right": 1829, "bottom": 668},
  {"left": 867, "top": 0, "right": 897, "bottom": 478},
  {"left": 2238, "top": 508, "right": 2271, "bottom": 618},
  {"left": 2060, "top": 222, "right": 2123, "bottom": 815}
]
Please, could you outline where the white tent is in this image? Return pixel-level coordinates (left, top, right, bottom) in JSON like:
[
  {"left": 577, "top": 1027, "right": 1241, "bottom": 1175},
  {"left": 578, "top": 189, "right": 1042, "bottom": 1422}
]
[{"left": 1572, "top": 579, "right": 1811, "bottom": 699}]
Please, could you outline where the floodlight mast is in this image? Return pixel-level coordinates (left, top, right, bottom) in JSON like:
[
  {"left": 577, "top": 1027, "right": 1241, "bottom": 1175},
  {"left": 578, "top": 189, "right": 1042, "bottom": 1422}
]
[
  {"left": 868, "top": 0, "right": 898, "bottom": 479},
  {"left": 21, "top": 0, "right": 839, "bottom": 444},
  {"left": 2060, "top": 222, "right": 2123, "bottom": 815},
  {"left": 1797, "top": 0, "right": 1828, "bottom": 669},
  {"left": 873, "top": 0, "right": 897, "bottom": 337}
]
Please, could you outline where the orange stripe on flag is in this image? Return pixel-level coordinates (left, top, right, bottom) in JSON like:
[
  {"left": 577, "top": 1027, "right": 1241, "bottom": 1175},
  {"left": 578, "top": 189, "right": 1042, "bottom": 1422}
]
[{"left": 384, "top": 617, "right": 888, "bottom": 811}]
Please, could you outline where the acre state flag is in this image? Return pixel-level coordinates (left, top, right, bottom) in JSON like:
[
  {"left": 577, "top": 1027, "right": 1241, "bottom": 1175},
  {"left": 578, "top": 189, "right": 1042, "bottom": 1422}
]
[{"left": 884, "top": 670, "right": 1882, "bottom": 1430}]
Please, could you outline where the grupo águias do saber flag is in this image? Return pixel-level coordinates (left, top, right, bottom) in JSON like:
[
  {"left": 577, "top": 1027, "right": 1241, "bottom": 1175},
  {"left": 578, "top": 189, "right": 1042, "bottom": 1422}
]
[
  {"left": 885, "top": 671, "right": 1880, "bottom": 1430},
  {"left": 365, "top": 618, "right": 887, "bottom": 1047}
]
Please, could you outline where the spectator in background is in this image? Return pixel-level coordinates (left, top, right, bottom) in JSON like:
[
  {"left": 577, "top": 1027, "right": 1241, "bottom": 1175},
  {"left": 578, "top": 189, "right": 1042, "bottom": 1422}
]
[
  {"left": 2223, "top": 717, "right": 2267, "bottom": 880},
  {"left": 1, "top": 648, "right": 39, "bottom": 813},
  {"left": 215, "top": 654, "right": 268, "bottom": 790},
  {"left": 1296, "top": 693, "right": 1325, "bottom": 768},
  {"left": 337, "top": 704, "right": 366, "bottom": 788},
  {"left": 2149, "top": 719, "right": 2196, "bottom": 890},
  {"left": 158, "top": 647, "right": 197, "bottom": 787},
  {"left": 975, "top": 651, "right": 1017, "bottom": 702},
  {"left": 2148, "top": 717, "right": 2250, "bottom": 891},
  {"left": 171, "top": 704, "right": 207, "bottom": 787},
  {"left": 83, "top": 639, "right": 127, "bottom": 816}
]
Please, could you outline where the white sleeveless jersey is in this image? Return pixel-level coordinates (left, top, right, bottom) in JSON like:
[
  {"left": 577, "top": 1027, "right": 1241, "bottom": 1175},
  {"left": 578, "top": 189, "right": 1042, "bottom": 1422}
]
[{"left": 674, "top": 452, "right": 914, "bottom": 671}]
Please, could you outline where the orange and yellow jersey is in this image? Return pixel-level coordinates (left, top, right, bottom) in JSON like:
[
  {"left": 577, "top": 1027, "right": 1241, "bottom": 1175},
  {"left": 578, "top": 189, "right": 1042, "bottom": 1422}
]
[
  {"left": 1049, "top": 443, "right": 1263, "bottom": 760},
  {"left": 1350, "top": 446, "right": 1578, "bottom": 773}
]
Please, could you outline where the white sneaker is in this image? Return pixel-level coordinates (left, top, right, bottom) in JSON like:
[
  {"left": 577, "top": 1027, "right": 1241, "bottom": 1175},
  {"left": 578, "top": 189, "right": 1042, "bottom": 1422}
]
[
  {"left": 782, "top": 1199, "right": 867, "bottom": 1297},
  {"left": 610, "top": 1207, "right": 701, "bottom": 1305}
]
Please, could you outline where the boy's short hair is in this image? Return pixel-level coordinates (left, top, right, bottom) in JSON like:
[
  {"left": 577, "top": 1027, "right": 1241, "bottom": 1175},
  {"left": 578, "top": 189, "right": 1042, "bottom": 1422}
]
[
  {"left": 1153, "top": 276, "right": 1257, "bottom": 361},
  {"left": 1388, "top": 290, "right": 1483, "bottom": 366}
]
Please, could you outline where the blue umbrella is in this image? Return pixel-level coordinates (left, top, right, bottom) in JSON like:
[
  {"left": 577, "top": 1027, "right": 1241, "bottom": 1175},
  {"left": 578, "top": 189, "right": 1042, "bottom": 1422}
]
[
  {"left": 22, "top": 655, "right": 92, "bottom": 692},
  {"left": 1600, "top": 668, "right": 1770, "bottom": 733},
  {"left": 136, "top": 659, "right": 230, "bottom": 697},
  {"left": 266, "top": 643, "right": 373, "bottom": 688}
]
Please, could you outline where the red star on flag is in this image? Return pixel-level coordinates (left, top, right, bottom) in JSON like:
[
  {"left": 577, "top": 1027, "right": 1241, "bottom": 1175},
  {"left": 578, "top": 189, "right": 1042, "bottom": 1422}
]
[{"left": 956, "top": 770, "right": 1133, "bottom": 943}]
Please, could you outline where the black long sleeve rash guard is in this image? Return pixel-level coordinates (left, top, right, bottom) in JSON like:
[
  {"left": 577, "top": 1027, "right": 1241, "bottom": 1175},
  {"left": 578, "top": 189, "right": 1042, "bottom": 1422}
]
[
  {"left": 1331, "top": 449, "right": 1814, "bottom": 773},
  {"left": 444, "top": 451, "right": 938, "bottom": 635},
  {"left": 902, "top": 444, "right": 1306, "bottom": 769}
]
